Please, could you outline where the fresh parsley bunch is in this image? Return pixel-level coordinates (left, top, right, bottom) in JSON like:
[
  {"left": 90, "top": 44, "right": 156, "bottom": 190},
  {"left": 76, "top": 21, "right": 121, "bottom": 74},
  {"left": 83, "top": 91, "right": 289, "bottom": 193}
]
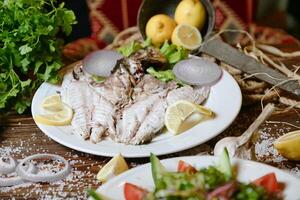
[{"left": 0, "top": 0, "right": 76, "bottom": 114}]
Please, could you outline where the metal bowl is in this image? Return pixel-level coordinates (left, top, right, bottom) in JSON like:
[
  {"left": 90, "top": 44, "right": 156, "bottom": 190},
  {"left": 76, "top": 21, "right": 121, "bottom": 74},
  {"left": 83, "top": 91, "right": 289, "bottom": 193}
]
[{"left": 137, "top": 0, "right": 215, "bottom": 41}]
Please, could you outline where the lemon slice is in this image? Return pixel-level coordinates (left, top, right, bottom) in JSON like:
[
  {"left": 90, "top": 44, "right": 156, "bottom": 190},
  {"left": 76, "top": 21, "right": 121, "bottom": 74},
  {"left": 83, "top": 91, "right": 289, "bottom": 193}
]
[
  {"left": 42, "top": 94, "right": 61, "bottom": 105},
  {"left": 34, "top": 103, "right": 73, "bottom": 126},
  {"left": 41, "top": 94, "right": 63, "bottom": 113},
  {"left": 97, "top": 154, "right": 128, "bottom": 182},
  {"left": 274, "top": 130, "right": 300, "bottom": 161},
  {"left": 165, "top": 100, "right": 213, "bottom": 134},
  {"left": 171, "top": 24, "right": 202, "bottom": 50}
]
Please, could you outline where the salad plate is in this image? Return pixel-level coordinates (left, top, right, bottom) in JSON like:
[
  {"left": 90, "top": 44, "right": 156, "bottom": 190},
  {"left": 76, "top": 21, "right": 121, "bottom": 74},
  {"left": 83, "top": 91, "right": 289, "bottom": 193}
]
[
  {"left": 32, "top": 67, "right": 241, "bottom": 158},
  {"left": 97, "top": 156, "right": 300, "bottom": 199}
]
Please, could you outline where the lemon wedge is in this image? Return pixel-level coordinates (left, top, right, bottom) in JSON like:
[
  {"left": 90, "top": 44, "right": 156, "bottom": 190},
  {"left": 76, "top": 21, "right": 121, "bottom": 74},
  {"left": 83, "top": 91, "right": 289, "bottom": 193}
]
[
  {"left": 171, "top": 24, "right": 202, "bottom": 50},
  {"left": 165, "top": 100, "right": 213, "bottom": 134},
  {"left": 34, "top": 103, "right": 73, "bottom": 126},
  {"left": 274, "top": 130, "right": 300, "bottom": 161},
  {"left": 97, "top": 154, "right": 129, "bottom": 182}
]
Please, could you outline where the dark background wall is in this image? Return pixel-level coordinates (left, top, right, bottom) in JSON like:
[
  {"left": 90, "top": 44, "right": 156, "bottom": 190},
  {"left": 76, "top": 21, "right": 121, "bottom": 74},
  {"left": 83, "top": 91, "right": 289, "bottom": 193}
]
[{"left": 60, "top": 0, "right": 300, "bottom": 42}]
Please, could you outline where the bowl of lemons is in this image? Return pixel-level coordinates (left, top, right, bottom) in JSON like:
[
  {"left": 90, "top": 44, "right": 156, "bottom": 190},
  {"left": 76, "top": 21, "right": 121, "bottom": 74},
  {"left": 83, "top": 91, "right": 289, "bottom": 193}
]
[{"left": 138, "top": 0, "right": 215, "bottom": 52}]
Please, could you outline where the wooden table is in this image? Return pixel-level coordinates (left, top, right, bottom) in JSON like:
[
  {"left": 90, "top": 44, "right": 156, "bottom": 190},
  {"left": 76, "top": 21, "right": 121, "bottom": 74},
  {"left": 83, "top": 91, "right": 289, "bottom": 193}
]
[{"left": 1, "top": 45, "right": 300, "bottom": 200}]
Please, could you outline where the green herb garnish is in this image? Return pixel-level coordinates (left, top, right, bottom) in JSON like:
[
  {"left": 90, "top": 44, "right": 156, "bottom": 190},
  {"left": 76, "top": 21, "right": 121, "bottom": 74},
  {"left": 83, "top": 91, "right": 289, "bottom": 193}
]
[
  {"left": 92, "top": 75, "right": 106, "bottom": 83},
  {"left": 160, "top": 41, "right": 188, "bottom": 65},
  {"left": 0, "top": 0, "right": 76, "bottom": 114},
  {"left": 147, "top": 67, "right": 185, "bottom": 86},
  {"left": 117, "top": 41, "right": 142, "bottom": 57},
  {"left": 146, "top": 67, "right": 176, "bottom": 82}
]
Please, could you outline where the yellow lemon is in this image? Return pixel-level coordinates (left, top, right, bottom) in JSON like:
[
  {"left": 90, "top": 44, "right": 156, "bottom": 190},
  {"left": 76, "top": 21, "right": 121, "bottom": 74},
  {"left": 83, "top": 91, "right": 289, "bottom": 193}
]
[
  {"left": 274, "top": 130, "right": 300, "bottom": 161},
  {"left": 34, "top": 102, "right": 73, "bottom": 126},
  {"left": 40, "top": 94, "right": 63, "bottom": 112},
  {"left": 171, "top": 24, "right": 202, "bottom": 50},
  {"left": 97, "top": 154, "right": 129, "bottom": 182},
  {"left": 165, "top": 100, "right": 213, "bottom": 134},
  {"left": 175, "top": 0, "right": 206, "bottom": 30},
  {"left": 146, "top": 14, "right": 177, "bottom": 46},
  {"left": 42, "top": 94, "right": 61, "bottom": 104}
]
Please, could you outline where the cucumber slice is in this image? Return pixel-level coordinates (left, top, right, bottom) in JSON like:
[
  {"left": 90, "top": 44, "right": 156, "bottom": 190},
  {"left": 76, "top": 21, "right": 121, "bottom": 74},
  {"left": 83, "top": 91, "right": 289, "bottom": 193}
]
[
  {"left": 217, "top": 148, "right": 232, "bottom": 180},
  {"left": 150, "top": 153, "right": 167, "bottom": 187}
]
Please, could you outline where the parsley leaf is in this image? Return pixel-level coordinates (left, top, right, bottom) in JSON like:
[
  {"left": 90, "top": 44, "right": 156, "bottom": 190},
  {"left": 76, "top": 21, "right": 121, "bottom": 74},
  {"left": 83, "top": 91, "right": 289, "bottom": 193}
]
[{"left": 0, "top": 0, "right": 76, "bottom": 114}]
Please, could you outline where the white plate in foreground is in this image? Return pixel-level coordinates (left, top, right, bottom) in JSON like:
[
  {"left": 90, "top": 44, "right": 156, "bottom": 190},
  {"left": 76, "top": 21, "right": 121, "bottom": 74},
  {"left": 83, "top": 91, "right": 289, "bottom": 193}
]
[
  {"left": 97, "top": 156, "right": 300, "bottom": 200},
  {"left": 31, "top": 69, "right": 242, "bottom": 158}
]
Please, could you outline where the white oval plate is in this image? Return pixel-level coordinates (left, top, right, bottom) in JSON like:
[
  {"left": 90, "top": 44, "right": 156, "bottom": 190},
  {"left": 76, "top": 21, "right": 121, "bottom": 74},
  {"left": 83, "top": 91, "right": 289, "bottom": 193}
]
[
  {"left": 97, "top": 156, "right": 300, "bottom": 200},
  {"left": 31, "top": 69, "right": 242, "bottom": 158}
]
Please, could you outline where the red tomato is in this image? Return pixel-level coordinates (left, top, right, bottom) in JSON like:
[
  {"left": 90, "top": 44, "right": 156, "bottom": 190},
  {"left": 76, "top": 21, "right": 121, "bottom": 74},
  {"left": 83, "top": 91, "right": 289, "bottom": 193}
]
[
  {"left": 124, "top": 183, "right": 148, "bottom": 200},
  {"left": 253, "top": 172, "right": 280, "bottom": 193},
  {"left": 177, "top": 160, "right": 197, "bottom": 173}
]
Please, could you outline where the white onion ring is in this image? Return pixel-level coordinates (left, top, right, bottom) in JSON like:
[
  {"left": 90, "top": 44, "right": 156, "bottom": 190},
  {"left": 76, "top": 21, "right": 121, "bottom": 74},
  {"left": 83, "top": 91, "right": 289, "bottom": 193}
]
[
  {"left": 173, "top": 58, "right": 223, "bottom": 86},
  {"left": 0, "top": 157, "right": 17, "bottom": 174},
  {"left": 16, "top": 154, "right": 71, "bottom": 183},
  {"left": 0, "top": 163, "right": 36, "bottom": 187},
  {"left": 83, "top": 50, "right": 123, "bottom": 77}
]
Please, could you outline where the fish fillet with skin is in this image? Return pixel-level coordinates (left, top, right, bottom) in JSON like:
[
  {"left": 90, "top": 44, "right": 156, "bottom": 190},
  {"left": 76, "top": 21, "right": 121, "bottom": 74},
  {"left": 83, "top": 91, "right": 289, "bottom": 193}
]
[
  {"left": 90, "top": 94, "right": 115, "bottom": 143},
  {"left": 115, "top": 91, "right": 168, "bottom": 144},
  {"left": 114, "top": 75, "right": 210, "bottom": 145},
  {"left": 61, "top": 67, "right": 116, "bottom": 142},
  {"left": 60, "top": 48, "right": 211, "bottom": 144},
  {"left": 166, "top": 85, "right": 210, "bottom": 105},
  {"left": 90, "top": 59, "right": 137, "bottom": 106},
  {"left": 60, "top": 58, "right": 143, "bottom": 142},
  {"left": 61, "top": 78, "right": 93, "bottom": 140}
]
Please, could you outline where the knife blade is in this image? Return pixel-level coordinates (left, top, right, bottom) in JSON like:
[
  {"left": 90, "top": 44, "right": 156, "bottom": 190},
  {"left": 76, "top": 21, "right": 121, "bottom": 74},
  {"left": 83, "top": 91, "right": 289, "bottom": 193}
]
[{"left": 200, "top": 38, "right": 300, "bottom": 97}]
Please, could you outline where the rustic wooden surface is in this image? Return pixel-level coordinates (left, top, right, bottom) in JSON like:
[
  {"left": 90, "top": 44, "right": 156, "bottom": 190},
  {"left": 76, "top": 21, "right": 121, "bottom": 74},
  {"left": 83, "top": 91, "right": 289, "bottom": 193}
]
[
  {"left": 1, "top": 44, "right": 300, "bottom": 200},
  {"left": 1, "top": 106, "right": 299, "bottom": 199}
]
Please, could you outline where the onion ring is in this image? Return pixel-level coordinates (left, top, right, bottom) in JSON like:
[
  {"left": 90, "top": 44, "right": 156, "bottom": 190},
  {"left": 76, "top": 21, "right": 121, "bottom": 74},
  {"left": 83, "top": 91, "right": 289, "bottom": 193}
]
[
  {"left": 16, "top": 154, "right": 71, "bottom": 183},
  {"left": 0, "top": 157, "right": 17, "bottom": 174},
  {"left": 0, "top": 162, "right": 36, "bottom": 187},
  {"left": 173, "top": 58, "right": 223, "bottom": 86}
]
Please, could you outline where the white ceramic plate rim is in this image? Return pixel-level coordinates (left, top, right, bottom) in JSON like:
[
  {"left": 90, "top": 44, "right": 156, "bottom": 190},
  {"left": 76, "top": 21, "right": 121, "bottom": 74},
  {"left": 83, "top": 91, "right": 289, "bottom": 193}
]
[
  {"left": 97, "top": 156, "right": 300, "bottom": 200},
  {"left": 31, "top": 69, "right": 242, "bottom": 158}
]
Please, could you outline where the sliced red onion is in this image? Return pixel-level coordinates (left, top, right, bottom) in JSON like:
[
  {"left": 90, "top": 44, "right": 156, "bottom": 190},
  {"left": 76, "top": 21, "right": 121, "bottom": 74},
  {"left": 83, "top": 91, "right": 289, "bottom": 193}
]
[
  {"left": 16, "top": 154, "right": 71, "bottom": 183},
  {"left": 0, "top": 163, "right": 36, "bottom": 187},
  {"left": 173, "top": 58, "right": 223, "bottom": 86},
  {"left": 0, "top": 157, "right": 17, "bottom": 174},
  {"left": 83, "top": 50, "right": 123, "bottom": 77}
]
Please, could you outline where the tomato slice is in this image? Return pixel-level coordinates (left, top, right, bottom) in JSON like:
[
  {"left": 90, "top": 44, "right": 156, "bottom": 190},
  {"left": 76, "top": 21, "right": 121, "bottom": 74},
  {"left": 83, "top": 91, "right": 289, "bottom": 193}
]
[
  {"left": 177, "top": 160, "right": 197, "bottom": 173},
  {"left": 253, "top": 172, "right": 279, "bottom": 193},
  {"left": 124, "top": 183, "right": 148, "bottom": 200}
]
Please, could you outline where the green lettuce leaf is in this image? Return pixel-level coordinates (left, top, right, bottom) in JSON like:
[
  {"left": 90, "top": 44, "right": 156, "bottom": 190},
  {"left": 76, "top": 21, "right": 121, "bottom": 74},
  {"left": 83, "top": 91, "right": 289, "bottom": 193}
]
[
  {"left": 146, "top": 67, "right": 176, "bottom": 82},
  {"left": 160, "top": 41, "right": 188, "bottom": 65},
  {"left": 117, "top": 41, "right": 142, "bottom": 57}
]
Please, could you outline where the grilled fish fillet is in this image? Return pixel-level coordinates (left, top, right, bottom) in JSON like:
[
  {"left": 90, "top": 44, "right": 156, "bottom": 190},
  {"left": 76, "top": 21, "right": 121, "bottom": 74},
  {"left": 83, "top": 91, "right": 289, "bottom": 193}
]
[
  {"left": 61, "top": 58, "right": 143, "bottom": 142},
  {"left": 115, "top": 91, "right": 168, "bottom": 144},
  {"left": 113, "top": 75, "right": 210, "bottom": 144},
  {"left": 166, "top": 85, "right": 210, "bottom": 105},
  {"left": 61, "top": 77, "right": 93, "bottom": 140},
  {"left": 61, "top": 66, "right": 116, "bottom": 142},
  {"left": 60, "top": 48, "right": 211, "bottom": 144}
]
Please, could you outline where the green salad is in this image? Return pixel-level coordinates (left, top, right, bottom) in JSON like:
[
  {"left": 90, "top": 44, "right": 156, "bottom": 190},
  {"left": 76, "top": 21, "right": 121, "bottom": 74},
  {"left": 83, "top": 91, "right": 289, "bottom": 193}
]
[
  {"left": 90, "top": 149, "right": 284, "bottom": 200},
  {"left": 126, "top": 150, "right": 283, "bottom": 200}
]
